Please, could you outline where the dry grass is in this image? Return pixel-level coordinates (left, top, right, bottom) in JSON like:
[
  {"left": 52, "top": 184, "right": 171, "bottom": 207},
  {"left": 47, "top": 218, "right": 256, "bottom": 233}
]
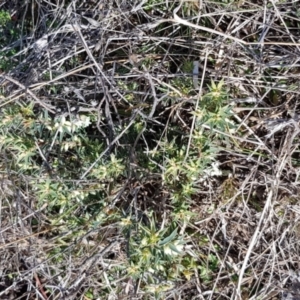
[{"left": 1, "top": 0, "right": 300, "bottom": 299}]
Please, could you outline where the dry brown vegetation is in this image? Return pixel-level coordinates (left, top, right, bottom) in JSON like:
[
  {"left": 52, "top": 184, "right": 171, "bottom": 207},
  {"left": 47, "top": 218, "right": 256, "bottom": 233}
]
[{"left": 1, "top": 0, "right": 300, "bottom": 299}]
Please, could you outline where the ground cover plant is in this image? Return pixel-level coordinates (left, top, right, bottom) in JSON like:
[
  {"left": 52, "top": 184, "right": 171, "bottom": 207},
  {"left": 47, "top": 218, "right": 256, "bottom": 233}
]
[{"left": 0, "top": 0, "right": 300, "bottom": 299}]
